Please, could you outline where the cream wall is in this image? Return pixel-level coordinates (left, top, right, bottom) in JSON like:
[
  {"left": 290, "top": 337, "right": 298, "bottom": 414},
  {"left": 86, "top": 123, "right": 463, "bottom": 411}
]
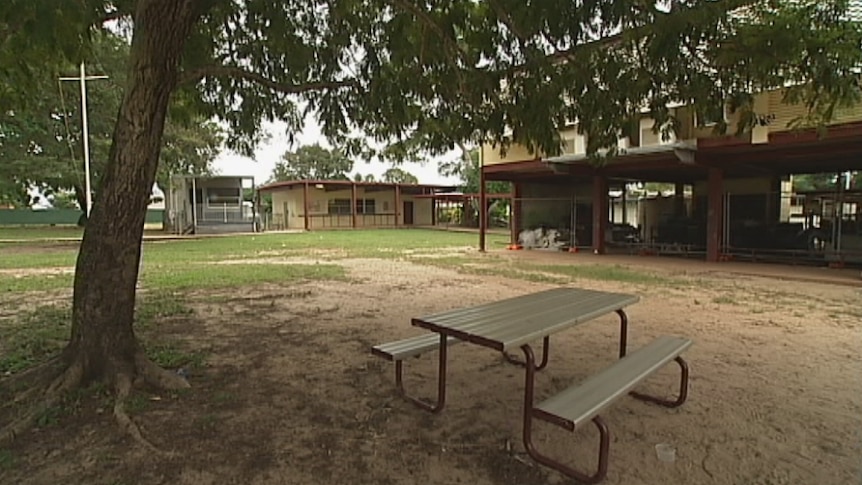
[
  {"left": 268, "top": 185, "right": 433, "bottom": 230},
  {"left": 482, "top": 87, "right": 862, "bottom": 166}
]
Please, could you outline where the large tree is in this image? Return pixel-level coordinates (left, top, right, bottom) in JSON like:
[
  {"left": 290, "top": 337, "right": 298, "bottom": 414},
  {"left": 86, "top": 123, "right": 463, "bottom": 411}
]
[
  {"left": 1, "top": 0, "right": 860, "bottom": 448},
  {"left": 0, "top": 32, "right": 224, "bottom": 211},
  {"left": 382, "top": 167, "right": 419, "bottom": 184},
  {"left": 269, "top": 143, "right": 354, "bottom": 182}
]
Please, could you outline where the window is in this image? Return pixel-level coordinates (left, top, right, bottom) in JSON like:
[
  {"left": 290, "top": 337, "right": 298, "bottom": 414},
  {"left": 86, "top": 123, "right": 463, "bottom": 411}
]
[
  {"left": 356, "top": 199, "right": 376, "bottom": 214},
  {"left": 327, "top": 198, "right": 352, "bottom": 215},
  {"left": 206, "top": 187, "right": 240, "bottom": 207}
]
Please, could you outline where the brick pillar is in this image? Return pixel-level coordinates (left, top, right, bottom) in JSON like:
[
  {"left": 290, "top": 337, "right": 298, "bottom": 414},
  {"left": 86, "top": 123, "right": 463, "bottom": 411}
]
[
  {"left": 706, "top": 168, "right": 724, "bottom": 262},
  {"left": 591, "top": 174, "right": 609, "bottom": 254}
]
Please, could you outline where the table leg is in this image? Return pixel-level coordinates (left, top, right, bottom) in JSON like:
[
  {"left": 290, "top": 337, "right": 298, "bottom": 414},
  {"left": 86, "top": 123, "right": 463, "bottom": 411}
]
[
  {"left": 502, "top": 336, "right": 549, "bottom": 370},
  {"left": 616, "top": 309, "right": 628, "bottom": 358},
  {"left": 395, "top": 333, "right": 447, "bottom": 413},
  {"left": 519, "top": 343, "right": 609, "bottom": 484}
]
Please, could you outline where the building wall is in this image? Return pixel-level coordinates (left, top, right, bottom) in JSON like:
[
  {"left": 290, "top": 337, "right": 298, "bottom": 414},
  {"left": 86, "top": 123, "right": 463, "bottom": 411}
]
[
  {"left": 481, "top": 88, "right": 862, "bottom": 166},
  {"left": 268, "top": 184, "right": 433, "bottom": 230}
]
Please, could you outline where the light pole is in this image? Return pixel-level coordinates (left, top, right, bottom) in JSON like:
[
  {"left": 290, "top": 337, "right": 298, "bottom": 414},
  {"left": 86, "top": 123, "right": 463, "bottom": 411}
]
[{"left": 59, "top": 62, "right": 108, "bottom": 218}]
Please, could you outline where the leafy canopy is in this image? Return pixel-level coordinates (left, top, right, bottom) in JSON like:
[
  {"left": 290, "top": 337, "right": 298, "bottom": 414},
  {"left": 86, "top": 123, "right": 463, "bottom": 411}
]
[
  {"left": 270, "top": 143, "right": 354, "bottom": 182},
  {"left": 0, "top": 31, "right": 224, "bottom": 207},
  {"left": 2, "top": 0, "right": 861, "bottom": 168},
  {"left": 381, "top": 167, "right": 418, "bottom": 184}
]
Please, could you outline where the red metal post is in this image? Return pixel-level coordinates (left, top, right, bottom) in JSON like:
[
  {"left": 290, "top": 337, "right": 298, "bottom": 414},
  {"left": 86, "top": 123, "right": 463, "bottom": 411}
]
[
  {"left": 303, "top": 182, "right": 310, "bottom": 231},
  {"left": 394, "top": 184, "right": 401, "bottom": 226},
  {"left": 479, "top": 168, "right": 487, "bottom": 252},
  {"left": 351, "top": 182, "right": 358, "bottom": 228},
  {"left": 511, "top": 183, "right": 522, "bottom": 245},
  {"left": 706, "top": 167, "right": 724, "bottom": 262},
  {"left": 591, "top": 174, "right": 608, "bottom": 254}
]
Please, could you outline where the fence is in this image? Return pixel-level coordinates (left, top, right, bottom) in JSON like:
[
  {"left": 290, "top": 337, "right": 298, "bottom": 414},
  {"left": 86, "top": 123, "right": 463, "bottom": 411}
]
[
  {"left": 0, "top": 209, "right": 165, "bottom": 227},
  {"left": 721, "top": 191, "right": 862, "bottom": 265}
]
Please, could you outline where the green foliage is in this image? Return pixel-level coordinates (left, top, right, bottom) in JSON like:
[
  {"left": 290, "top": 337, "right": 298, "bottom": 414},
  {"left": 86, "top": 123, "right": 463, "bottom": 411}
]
[
  {"left": 793, "top": 171, "right": 858, "bottom": 192},
  {"left": 5, "top": 0, "right": 860, "bottom": 166},
  {"left": 0, "top": 32, "right": 224, "bottom": 207},
  {"left": 269, "top": 143, "right": 354, "bottom": 182},
  {"left": 381, "top": 167, "right": 418, "bottom": 184},
  {"left": 440, "top": 149, "right": 511, "bottom": 194}
]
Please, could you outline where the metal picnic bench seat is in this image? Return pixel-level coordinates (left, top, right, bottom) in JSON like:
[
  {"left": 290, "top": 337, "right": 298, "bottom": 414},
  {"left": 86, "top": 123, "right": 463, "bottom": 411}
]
[{"left": 371, "top": 288, "right": 691, "bottom": 484}]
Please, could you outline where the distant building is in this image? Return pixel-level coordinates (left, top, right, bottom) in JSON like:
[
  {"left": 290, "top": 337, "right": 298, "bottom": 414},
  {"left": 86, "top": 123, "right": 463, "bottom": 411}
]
[
  {"left": 257, "top": 180, "right": 455, "bottom": 231},
  {"left": 165, "top": 175, "right": 256, "bottom": 234}
]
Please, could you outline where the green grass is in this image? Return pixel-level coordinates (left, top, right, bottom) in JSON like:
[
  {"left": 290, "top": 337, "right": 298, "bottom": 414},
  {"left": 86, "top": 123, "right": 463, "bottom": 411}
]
[
  {"left": 0, "top": 226, "right": 83, "bottom": 240},
  {"left": 0, "top": 305, "right": 71, "bottom": 373},
  {"left": 0, "top": 449, "right": 14, "bottom": 470},
  {"left": 410, "top": 255, "right": 677, "bottom": 286},
  {"left": 0, "top": 229, "right": 503, "bottom": 293},
  {"left": 145, "top": 344, "right": 207, "bottom": 369},
  {"left": 0, "top": 294, "right": 197, "bottom": 374}
]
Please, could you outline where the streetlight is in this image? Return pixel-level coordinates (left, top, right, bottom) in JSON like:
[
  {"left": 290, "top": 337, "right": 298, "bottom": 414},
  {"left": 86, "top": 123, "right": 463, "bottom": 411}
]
[{"left": 59, "top": 62, "right": 108, "bottom": 218}]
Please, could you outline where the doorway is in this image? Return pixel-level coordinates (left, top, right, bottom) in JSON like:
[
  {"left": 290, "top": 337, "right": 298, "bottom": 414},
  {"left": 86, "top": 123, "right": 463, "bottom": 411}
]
[{"left": 403, "top": 201, "right": 414, "bottom": 225}]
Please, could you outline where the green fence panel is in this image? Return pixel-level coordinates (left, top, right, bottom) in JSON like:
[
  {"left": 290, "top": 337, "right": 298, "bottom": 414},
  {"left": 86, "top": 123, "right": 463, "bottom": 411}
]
[{"left": 0, "top": 209, "right": 165, "bottom": 226}]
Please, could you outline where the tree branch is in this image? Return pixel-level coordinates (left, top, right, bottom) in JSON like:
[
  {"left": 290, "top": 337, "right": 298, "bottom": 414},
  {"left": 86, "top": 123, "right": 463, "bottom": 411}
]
[
  {"left": 547, "top": 0, "right": 761, "bottom": 62},
  {"left": 385, "top": 0, "right": 473, "bottom": 69},
  {"left": 178, "top": 65, "right": 357, "bottom": 94}
]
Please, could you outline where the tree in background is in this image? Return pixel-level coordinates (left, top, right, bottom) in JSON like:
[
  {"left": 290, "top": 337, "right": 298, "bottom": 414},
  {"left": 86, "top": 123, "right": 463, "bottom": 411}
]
[
  {"left": 270, "top": 144, "right": 353, "bottom": 182},
  {"left": 440, "top": 147, "right": 512, "bottom": 227},
  {"left": 0, "top": 32, "right": 223, "bottom": 212},
  {"left": 1, "top": 0, "right": 860, "bottom": 448},
  {"left": 793, "top": 172, "right": 859, "bottom": 192},
  {"left": 382, "top": 167, "right": 418, "bottom": 184}
]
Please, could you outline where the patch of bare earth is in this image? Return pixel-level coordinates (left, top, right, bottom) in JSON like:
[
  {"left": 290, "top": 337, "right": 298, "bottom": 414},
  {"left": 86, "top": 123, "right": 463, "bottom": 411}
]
[{"left": 1, "top": 257, "right": 860, "bottom": 485}]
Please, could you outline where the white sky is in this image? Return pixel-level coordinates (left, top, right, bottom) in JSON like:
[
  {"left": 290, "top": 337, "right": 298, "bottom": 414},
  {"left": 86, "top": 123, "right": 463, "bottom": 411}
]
[{"left": 211, "top": 117, "right": 463, "bottom": 187}]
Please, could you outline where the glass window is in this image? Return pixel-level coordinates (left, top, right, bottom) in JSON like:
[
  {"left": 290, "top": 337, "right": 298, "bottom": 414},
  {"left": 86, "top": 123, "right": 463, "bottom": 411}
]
[
  {"left": 206, "top": 187, "right": 240, "bottom": 206},
  {"left": 328, "top": 198, "right": 352, "bottom": 215},
  {"left": 357, "top": 199, "right": 376, "bottom": 214}
]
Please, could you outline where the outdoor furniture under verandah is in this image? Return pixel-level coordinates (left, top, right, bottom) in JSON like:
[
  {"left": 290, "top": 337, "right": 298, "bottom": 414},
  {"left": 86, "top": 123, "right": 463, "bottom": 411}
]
[{"left": 371, "top": 287, "right": 692, "bottom": 484}]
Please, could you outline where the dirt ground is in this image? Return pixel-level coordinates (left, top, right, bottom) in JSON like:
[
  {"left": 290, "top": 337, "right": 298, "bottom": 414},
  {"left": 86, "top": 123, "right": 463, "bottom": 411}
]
[{"left": 2, "top": 254, "right": 861, "bottom": 485}]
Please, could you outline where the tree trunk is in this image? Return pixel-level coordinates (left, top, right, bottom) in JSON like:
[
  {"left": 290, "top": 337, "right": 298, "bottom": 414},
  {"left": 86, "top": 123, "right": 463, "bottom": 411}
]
[{"left": 65, "top": 0, "right": 198, "bottom": 385}]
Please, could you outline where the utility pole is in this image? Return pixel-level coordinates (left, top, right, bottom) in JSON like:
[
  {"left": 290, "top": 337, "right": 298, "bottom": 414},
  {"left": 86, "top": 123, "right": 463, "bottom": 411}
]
[{"left": 59, "top": 62, "right": 108, "bottom": 218}]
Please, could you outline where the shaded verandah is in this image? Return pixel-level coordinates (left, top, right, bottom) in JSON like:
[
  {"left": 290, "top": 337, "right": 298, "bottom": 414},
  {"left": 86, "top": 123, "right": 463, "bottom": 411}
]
[{"left": 478, "top": 121, "right": 862, "bottom": 264}]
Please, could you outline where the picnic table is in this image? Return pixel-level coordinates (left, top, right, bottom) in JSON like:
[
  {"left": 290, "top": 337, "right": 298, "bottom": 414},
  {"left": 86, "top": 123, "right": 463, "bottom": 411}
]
[{"left": 372, "top": 287, "right": 691, "bottom": 484}]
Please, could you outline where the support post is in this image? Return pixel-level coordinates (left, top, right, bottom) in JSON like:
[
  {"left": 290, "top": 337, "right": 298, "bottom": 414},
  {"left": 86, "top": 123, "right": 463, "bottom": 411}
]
[
  {"left": 706, "top": 168, "right": 724, "bottom": 262},
  {"left": 351, "top": 182, "right": 358, "bottom": 228},
  {"left": 394, "top": 184, "right": 401, "bottom": 227},
  {"left": 479, "top": 168, "right": 487, "bottom": 252},
  {"left": 674, "top": 182, "right": 686, "bottom": 218},
  {"left": 621, "top": 184, "right": 627, "bottom": 224},
  {"left": 190, "top": 177, "right": 197, "bottom": 232},
  {"left": 431, "top": 198, "right": 437, "bottom": 226},
  {"left": 303, "top": 182, "right": 310, "bottom": 231},
  {"left": 511, "top": 183, "right": 522, "bottom": 245},
  {"left": 591, "top": 174, "right": 608, "bottom": 254}
]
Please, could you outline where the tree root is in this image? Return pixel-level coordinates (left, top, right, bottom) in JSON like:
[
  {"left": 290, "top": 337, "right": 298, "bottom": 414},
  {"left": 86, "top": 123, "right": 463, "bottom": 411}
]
[
  {"left": 0, "top": 350, "right": 189, "bottom": 453},
  {"left": 134, "top": 350, "right": 190, "bottom": 391},
  {"left": 0, "top": 360, "right": 82, "bottom": 447}
]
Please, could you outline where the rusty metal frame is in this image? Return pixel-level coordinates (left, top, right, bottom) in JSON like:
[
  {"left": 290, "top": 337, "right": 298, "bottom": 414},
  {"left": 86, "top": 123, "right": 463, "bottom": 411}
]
[
  {"left": 520, "top": 344, "right": 610, "bottom": 484},
  {"left": 616, "top": 309, "right": 628, "bottom": 358},
  {"left": 394, "top": 333, "right": 448, "bottom": 413},
  {"left": 630, "top": 356, "right": 689, "bottom": 407},
  {"left": 503, "top": 336, "right": 550, "bottom": 370}
]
